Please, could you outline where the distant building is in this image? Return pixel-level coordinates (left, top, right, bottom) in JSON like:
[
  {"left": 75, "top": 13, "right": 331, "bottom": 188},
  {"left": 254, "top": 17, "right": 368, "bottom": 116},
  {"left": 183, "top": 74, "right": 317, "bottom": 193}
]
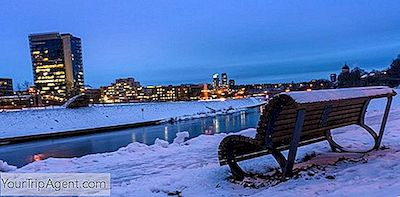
[
  {"left": 136, "top": 85, "right": 172, "bottom": 101},
  {"left": 330, "top": 73, "right": 337, "bottom": 83},
  {"left": 137, "top": 85, "right": 177, "bottom": 101},
  {"left": 342, "top": 64, "right": 350, "bottom": 73},
  {"left": 0, "top": 85, "right": 42, "bottom": 109},
  {"left": 157, "top": 86, "right": 177, "bottom": 101},
  {"left": 137, "top": 86, "right": 154, "bottom": 101},
  {"left": 212, "top": 74, "right": 220, "bottom": 89},
  {"left": 228, "top": 79, "right": 235, "bottom": 88},
  {"left": 338, "top": 64, "right": 351, "bottom": 87},
  {"left": 221, "top": 73, "right": 228, "bottom": 87},
  {"left": 338, "top": 64, "right": 362, "bottom": 88},
  {"left": 84, "top": 86, "right": 101, "bottom": 104},
  {"left": 0, "top": 78, "right": 13, "bottom": 96},
  {"left": 135, "top": 84, "right": 205, "bottom": 102},
  {"left": 100, "top": 78, "right": 140, "bottom": 103},
  {"left": 0, "top": 94, "right": 42, "bottom": 109},
  {"left": 176, "top": 84, "right": 204, "bottom": 101},
  {"left": 29, "top": 32, "right": 84, "bottom": 104}
]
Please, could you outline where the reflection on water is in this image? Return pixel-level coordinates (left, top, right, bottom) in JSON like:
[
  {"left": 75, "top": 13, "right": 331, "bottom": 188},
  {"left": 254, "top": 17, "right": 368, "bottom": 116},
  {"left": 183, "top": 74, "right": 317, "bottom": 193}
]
[
  {"left": 164, "top": 126, "right": 169, "bottom": 141},
  {"left": 33, "top": 154, "right": 45, "bottom": 161},
  {"left": 240, "top": 111, "right": 246, "bottom": 126},
  {"left": 214, "top": 118, "right": 220, "bottom": 133},
  {"left": 131, "top": 133, "right": 136, "bottom": 142},
  {"left": 0, "top": 107, "right": 261, "bottom": 167}
]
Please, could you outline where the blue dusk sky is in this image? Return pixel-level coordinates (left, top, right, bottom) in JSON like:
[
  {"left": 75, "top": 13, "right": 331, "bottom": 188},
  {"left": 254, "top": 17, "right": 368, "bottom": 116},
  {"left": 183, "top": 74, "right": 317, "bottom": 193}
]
[{"left": 0, "top": 0, "right": 400, "bottom": 88}]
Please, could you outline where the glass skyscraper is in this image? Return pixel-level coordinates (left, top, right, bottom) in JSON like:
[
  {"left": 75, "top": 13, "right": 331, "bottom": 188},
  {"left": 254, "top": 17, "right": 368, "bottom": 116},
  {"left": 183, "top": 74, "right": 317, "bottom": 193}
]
[
  {"left": 221, "top": 73, "right": 228, "bottom": 87},
  {"left": 29, "top": 33, "right": 84, "bottom": 103}
]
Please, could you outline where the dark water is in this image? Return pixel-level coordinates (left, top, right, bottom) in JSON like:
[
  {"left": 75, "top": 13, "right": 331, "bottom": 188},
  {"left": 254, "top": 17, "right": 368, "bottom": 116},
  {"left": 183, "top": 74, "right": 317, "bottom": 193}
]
[{"left": 0, "top": 107, "right": 261, "bottom": 167}]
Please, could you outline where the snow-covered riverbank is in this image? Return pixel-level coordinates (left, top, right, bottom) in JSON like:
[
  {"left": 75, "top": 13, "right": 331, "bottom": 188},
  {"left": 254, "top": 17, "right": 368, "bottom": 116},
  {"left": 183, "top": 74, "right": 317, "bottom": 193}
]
[
  {"left": 2, "top": 93, "right": 399, "bottom": 196},
  {"left": 0, "top": 98, "right": 264, "bottom": 139}
]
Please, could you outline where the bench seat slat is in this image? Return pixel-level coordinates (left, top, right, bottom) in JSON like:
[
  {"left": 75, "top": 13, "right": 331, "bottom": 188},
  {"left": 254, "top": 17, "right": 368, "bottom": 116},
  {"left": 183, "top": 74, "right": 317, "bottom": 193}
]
[
  {"left": 272, "top": 111, "right": 361, "bottom": 134},
  {"left": 272, "top": 119, "right": 360, "bottom": 146},
  {"left": 274, "top": 106, "right": 363, "bottom": 126},
  {"left": 275, "top": 103, "right": 364, "bottom": 125}
]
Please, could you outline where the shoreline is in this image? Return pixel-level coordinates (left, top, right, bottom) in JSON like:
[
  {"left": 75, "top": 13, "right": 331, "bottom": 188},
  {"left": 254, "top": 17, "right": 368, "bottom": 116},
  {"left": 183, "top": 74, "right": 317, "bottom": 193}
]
[
  {"left": 0, "top": 104, "right": 263, "bottom": 146},
  {"left": 0, "top": 120, "right": 162, "bottom": 145}
]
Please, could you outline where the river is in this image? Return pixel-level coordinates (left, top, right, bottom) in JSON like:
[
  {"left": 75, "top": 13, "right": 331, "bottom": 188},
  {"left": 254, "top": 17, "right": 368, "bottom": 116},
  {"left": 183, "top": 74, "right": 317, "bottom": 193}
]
[{"left": 0, "top": 106, "right": 261, "bottom": 167}]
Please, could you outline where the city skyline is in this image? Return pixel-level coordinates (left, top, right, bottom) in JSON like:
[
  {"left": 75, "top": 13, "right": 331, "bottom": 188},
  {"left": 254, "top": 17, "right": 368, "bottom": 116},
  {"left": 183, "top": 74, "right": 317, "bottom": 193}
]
[
  {"left": 1, "top": 0, "right": 400, "bottom": 88},
  {"left": 1, "top": 2, "right": 400, "bottom": 196}
]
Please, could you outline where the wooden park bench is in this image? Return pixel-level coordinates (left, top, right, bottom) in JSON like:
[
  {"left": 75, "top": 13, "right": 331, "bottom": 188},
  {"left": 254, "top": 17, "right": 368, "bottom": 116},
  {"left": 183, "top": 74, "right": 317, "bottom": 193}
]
[{"left": 218, "top": 86, "right": 397, "bottom": 180}]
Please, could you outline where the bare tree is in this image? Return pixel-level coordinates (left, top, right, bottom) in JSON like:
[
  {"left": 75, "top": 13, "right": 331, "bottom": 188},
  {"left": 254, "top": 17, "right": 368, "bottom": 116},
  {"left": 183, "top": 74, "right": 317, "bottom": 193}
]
[{"left": 15, "top": 81, "right": 32, "bottom": 105}]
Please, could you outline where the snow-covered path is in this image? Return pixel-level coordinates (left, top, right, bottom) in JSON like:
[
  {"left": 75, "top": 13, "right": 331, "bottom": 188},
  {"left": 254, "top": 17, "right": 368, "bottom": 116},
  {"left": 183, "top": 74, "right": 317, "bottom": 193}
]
[{"left": 9, "top": 95, "right": 400, "bottom": 196}]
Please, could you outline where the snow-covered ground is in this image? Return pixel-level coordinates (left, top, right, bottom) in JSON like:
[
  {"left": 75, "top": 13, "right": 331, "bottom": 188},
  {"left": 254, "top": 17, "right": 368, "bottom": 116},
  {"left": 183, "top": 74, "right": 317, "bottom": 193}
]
[
  {"left": 1, "top": 93, "right": 398, "bottom": 196},
  {"left": 0, "top": 98, "right": 263, "bottom": 139}
]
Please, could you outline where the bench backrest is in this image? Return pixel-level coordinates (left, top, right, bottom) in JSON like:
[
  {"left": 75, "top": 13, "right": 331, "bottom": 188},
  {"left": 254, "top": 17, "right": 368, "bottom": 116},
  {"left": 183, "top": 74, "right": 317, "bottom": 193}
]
[{"left": 255, "top": 86, "right": 396, "bottom": 150}]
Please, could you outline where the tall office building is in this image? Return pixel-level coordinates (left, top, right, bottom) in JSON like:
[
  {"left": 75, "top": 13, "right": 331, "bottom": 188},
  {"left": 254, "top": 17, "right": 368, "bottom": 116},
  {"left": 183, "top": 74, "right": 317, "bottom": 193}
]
[
  {"left": 228, "top": 79, "right": 235, "bottom": 88},
  {"left": 0, "top": 78, "right": 13, "bottom": 96},
  {"left": 221, "top": 73, "right": 228, "bottom": 87},
  {"left": 212, "top": 74, "right": 220, "bottom": 89},
  {"left": 29, "top": 32, "right": 84, "bottom": 103}
]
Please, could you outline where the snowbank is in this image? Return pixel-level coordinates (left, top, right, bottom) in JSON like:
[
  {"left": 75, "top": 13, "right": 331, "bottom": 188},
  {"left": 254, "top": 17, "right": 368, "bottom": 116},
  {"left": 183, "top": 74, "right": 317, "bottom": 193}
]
[
  {"left": 14, "top": 94, "right": 400, "bottom": 196},
  {"left": 0, "top": 98, "right": 263, "bottom": 139},
  {"left": 0, "top": 160, "right": 17, "bottom": 172}
]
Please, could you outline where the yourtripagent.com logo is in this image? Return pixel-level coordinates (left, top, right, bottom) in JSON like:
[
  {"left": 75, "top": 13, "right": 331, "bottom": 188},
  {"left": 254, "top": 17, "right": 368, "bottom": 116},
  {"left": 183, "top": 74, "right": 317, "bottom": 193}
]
[{"left": 0, "top": 173, "right": 110, "bottom": 196}]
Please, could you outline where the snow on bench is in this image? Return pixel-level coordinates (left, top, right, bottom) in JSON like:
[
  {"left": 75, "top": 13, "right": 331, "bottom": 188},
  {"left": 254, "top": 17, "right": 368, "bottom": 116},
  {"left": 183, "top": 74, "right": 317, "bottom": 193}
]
[{"left": 282, "top": 86, "right": 395, "bottom": 104}]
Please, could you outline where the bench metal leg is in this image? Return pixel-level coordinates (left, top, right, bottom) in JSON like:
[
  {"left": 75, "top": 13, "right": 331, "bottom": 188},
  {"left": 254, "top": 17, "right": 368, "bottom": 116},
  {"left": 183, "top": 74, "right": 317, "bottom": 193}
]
[
  {"left": 224, "top": 137, "right": 287, "bottom": 181},
  {"left": 375, "top": 96, "right": 393, "bottom": 149},
  {"left": 283, "top": 109, "right": 305, "bottom": 178},
  {"left": 325, "top": 130, "right": 339, "bottom": 152},
  {"left": 325, "top": 129, "right": 345, "bottom": 152},
  {"left": 325, "top": 96, "right": 393, "bottom": 153},
  {"left": 226, "top": 149, "right": 288, "bottom": 181},
  {"left": 359, "top": 98, "right": 378, "bottom": 143}
]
